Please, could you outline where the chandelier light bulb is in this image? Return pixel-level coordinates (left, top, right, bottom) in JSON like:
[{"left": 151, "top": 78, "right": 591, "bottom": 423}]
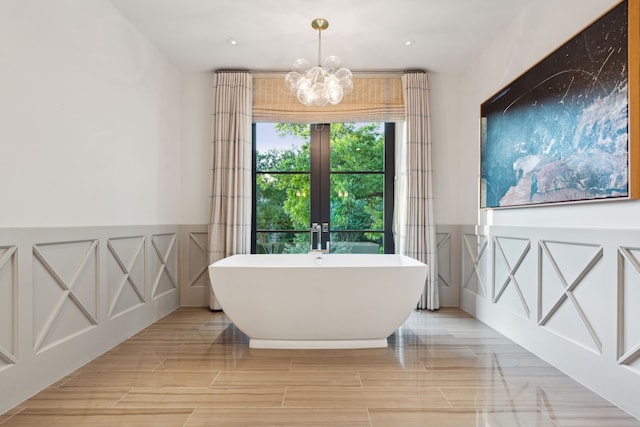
[{"left": 285, "top": 18, "right": 352, "bottom": 107}]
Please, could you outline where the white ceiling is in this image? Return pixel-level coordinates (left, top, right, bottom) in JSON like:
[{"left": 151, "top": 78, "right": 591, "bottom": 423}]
[{"left": 109, "top": 0, "right": 531, "bottom": 73}]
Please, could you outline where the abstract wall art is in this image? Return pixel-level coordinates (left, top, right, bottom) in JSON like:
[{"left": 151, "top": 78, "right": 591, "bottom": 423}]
[{"left": 480, "top": 0, "right": 639, "bottom": 208}]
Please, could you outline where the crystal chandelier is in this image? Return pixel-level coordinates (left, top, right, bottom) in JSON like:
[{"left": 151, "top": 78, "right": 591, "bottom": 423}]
[{"left": 285, "top": 18, "right": 353, "bottom": 107}]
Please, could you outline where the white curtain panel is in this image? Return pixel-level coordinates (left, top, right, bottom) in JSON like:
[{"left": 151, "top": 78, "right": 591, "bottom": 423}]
[
  {"left": 208, "top": 71, "right": 253, "bottom": 310},
  {"left": 395, "top": 72, "right": 439, "bottom": 310}
]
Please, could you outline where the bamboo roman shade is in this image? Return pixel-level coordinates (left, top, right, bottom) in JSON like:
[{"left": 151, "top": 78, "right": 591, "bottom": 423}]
[{"left": 252, "top": 75, "right": 405, "bottom": 123}]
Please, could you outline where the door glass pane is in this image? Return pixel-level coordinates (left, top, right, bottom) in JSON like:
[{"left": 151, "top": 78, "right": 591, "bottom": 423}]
[
  {"left": 330, "top": 174, "right": 384, "bottom": 231},
  {"left": 330, "top": 232, "right": 383, "bottom": 254},
  {"left": 256, "top": 173, "right": 310, "bottom": 230},
  {"left": 256, "top": 232, "right": 309, "bottom": 254},
  {"left": 256, "top": 123, "right": 310, "bottom": 172},
  {"left": 330, "top": 123, "right": 384, "bottom": 172}
]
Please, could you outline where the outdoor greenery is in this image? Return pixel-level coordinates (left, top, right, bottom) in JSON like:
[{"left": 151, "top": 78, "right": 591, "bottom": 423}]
[{"left": 255, "top": 123, "right": 385, "bottom": 253}]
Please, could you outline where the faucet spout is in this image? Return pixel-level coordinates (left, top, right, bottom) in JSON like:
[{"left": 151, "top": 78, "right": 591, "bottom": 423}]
[
  {"left": 309, "top": 223, "right": 329, "bottom": 253},
  {"left": 310, "top": 223, "right": 320, "bottom": 252}
]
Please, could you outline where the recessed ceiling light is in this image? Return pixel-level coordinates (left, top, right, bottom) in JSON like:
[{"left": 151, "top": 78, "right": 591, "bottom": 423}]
[
  {"left": 226, "top": 37, "right": 239, "bottom": 46},
  {"left": 404, "top": 39, "right": 415, "bottom": 47}
]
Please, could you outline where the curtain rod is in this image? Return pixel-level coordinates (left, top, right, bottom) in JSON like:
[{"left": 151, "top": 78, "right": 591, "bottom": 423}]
[
  {"left": 215, "top": 69, "right": 425, "bottom": 78},
  {"left": 215, "top": 69, "right": 250, "bottom": 74}
]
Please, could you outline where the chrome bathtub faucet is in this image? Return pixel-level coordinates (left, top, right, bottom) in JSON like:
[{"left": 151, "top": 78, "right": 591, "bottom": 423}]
[{"left": 309, "top": 223, "right": 330, "bottom": 253}]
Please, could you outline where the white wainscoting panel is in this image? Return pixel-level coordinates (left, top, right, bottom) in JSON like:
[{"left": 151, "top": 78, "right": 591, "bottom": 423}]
[
  {"left": 0, "top": 246, "right": 18, "bottom": 371},
  {"left": 618, "top": 246, "right": 640, "bottom": 372},
  {"left": 461, "top": 225, "right": 640, "bottom": 419},
  {"left": 493, "top": 235, "right": 533, "bottom": 320},
  {"left": 435, "top": 225, "right": 461, "bottom": 307},
  {"left": 178, "top": 225, "right": 210, "bottom": 307},
  {"left": 538, "top": 240, "right": 604, "bottom": 354},
  {"left": 186, "top": 230, "right": 210, "bottom": 306},
  {"left": 187, "top": 232, "right": 209, "bottom": 288},
  {"left": 0, "top": 225, "right": 182, "bottom": 416},
  {"left": 32, "top": 240, "right": 99, "bottom": 354},
  {"left": 437, "top": 232, "right": 452, "bottom": 294},
  {"left": 107, "top": 235, "right": 146, "bottom": 319},
  {"left": 462, "top": 229, "right": 489, "bottom": 299},
  {"left": 150, "top": 233, "right": 177, "bottom": 299}
]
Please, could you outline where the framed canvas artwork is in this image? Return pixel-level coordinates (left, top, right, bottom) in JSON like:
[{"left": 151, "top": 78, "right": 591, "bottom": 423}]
[{"left": 480, "top": 0, "right": 639, "bottom": 208}]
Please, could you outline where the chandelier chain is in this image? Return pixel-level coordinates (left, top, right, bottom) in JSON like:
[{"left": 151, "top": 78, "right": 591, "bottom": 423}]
[{"left": 317, "top": 25, "right": 322, "bottom": 66}]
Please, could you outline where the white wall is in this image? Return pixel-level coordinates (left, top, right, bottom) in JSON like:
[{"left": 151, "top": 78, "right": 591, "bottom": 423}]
[
  {"left": 453, "top": 0, "right": 640, "bottom": 419},
  {"left": 180, "top": 72, "right": 214, "bottom": 225},
  {"left": 0, "top": 0, "right": 183, "bottom": 415},
  {"left": 0, "top": 0, "right": 181, "bottom": 227},
  {"left": 429, "top": 73, "right": 471, "bottom": 225}
]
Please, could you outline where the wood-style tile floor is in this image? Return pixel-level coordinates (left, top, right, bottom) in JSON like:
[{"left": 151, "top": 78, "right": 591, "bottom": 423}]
[{"left": 2, "top": 307, "right": 639, "bottom": 426}]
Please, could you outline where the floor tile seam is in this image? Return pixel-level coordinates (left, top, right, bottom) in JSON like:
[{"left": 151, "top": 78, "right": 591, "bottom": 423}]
[
  {"left": 440, "top": 385, "right": 543, "bottom": 410},
  {"left": 111, "top": 404, "right": 289, "bottom": 412},
  {"left": 543, "top": 411, "right": 640, "bottom": 425},
  {"left": 435, "top": 383, "right": 536, "bottom": 401},
  {"left": 2, "top": 407, "right": 198, "bottom": 419},
  {"left": 122, "top": 385, "right": 287, "bottom": 392},
  {"left": 111, "top": 387, "right": 134, "bottom": 408},
  {"left": 52, "top": 373, "right": 79, "bottom": 388},
  {"left": 0, "top": 407, "right": 25, "bottom": 425},
  {"left": 208, "top": 371, "right": 221, "bottom": 387},
  {"left": 358, "top": 385, "right": 448, "bottom": 390},
  {"left": 433, "top": 385, "right": 529, "bottom": 392},
  {"left": 366, "top": 407, "right": 550, "bottom": 413},
  {"left": 150, "top": 357, "right": 168, "bottom": 373},
  {"left": 365, "top": 407, "right": 374, "bottom": 427},
  {"left": 113, "top": 403, "right": 293, "bottom": 410},
  {"left": 444, "top": 400, "right": 550, "bottom": 411},
  {"left": 113, "top": 401, "right": 287, "bottom": 409},
  {"left": 281, "top": 386, "right": 287, "bottom": 408},
  {"left": 279, "top": 403, "right": 455, "bottom": 410},
  {"left": 210, "top": 371, "right": 358, "bottom": 378},
  {"left": 420, "top": 367, "right": 511, "bottom": 374},
  {"left": 532, "top": 407, "right": 561, "bottom": 427},
  {"left": 209, "top": 385, "right": 382, "bottom": 389},
  {"left": 357, "top": 369, "right": 429, "bottom": 373},
  {"left": 152, "top": 368, "right": 225, "bottom": 375},
  {"left": 282, "top": 385, "right": 456, "bottom": 392},
  {"left": 356, "top": 370, "right": 364, "bottom": 388},
  {"left": 436, "top": 387, "right": 454, "bottom": 409},
  {"left": 180, "top": 408, "right": 198, "bottom": 427}
]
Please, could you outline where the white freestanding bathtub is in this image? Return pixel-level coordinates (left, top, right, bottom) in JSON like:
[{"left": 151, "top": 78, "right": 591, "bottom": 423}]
[{"left": 208, "top": 253, "right": 427, "bottom": 349}]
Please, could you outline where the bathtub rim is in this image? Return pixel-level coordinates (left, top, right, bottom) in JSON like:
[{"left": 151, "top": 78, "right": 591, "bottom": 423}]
[{"left": 210, "top": 252, "right": 426, "bottom": 268}]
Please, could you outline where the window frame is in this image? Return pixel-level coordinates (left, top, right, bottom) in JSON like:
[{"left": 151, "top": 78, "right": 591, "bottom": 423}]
[{"left": 251, "top": 122, "right": 395, "bottom": 254}]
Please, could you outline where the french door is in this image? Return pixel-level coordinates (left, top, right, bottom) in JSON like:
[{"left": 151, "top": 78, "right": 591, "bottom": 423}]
[{"left": 252, "top": 122, "right": 394, "bottom": 254}]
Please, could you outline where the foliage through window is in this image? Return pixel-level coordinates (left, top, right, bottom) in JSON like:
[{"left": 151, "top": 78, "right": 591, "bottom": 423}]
[{"left": 252, "top": 122, "right": 394, "bottom": 254}]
